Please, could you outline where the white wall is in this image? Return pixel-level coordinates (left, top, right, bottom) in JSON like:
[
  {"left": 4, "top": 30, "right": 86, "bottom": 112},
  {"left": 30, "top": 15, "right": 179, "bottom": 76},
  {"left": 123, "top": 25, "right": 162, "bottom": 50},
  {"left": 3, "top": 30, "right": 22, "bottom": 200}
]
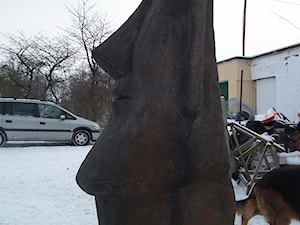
[
  {"left": 255, "top": 77, "right": 276, "bottom": 114},
  {"left": 251, "top": 45, "right": 300, "bottom": 123}
]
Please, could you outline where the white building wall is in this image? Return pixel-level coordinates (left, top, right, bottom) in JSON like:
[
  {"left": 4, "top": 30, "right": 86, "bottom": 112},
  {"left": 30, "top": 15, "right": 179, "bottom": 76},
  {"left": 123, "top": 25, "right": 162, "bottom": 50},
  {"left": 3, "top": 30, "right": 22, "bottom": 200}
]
[
  {"left": 251, "top": 45, "right": 300, "bottom": 123},
  {"left": 255, "top": 77, "right": 276, "bottom": 114}
]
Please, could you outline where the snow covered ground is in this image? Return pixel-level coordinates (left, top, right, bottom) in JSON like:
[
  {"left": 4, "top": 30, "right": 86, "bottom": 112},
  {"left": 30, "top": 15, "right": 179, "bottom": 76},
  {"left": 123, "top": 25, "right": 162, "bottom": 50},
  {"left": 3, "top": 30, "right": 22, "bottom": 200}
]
[
  {"left": 0, "top": 145, "right": 98, "bottom": 225},
  {"left": 1, "top": 144, "right": 300, "bottom": 225}
]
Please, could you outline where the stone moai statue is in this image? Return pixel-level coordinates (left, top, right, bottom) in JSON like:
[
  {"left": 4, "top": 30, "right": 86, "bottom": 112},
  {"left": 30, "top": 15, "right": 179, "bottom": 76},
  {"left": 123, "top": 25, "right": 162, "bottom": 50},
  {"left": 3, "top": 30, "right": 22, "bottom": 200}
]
[{"left": 76, "top": 0, "right": 235, "bottom": 224}]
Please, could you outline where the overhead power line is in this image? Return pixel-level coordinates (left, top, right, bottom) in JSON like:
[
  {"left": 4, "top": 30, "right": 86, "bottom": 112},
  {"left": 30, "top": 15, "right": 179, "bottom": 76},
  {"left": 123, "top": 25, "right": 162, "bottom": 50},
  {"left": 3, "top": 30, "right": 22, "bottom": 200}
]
[
  {"left": 242, "top": 0, "right": 247, "bottom": 56},
  {"left": 273, "top": 0, "right": 300, "bottom": 6},
  {"left": 256, "top": 0, "right": 300, "bottom": 31}
]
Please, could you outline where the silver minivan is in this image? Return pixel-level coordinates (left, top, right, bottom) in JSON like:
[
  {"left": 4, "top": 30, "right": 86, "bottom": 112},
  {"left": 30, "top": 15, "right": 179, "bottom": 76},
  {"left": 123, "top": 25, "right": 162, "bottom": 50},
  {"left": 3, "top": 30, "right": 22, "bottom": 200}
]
[{"left": 0, "top": 98, "right": 102, "bottom": 146}]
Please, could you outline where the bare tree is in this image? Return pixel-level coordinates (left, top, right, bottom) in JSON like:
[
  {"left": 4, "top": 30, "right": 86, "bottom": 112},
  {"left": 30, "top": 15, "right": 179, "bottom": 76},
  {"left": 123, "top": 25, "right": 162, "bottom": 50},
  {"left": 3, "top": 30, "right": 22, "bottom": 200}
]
[
  {"left": 0, "top": 64, "right": 27, "bottom": 97},
  {"left": 63, "top": 0, "right": 114, "bottom": 125},
  {"left": 1, "top": 33, "right": 41, "bottom": 98},
  {"left": 66, "top": 0, "right": 111, "bottom": 78},
  {"left": 32, "top": 35, "right": 76, "bottom": 102},
  {"left": 62, "top": 67, "right": 113, "bottom": 125},
  {"left": 0, "top": 33, "right": 76, "bottom": 102}
]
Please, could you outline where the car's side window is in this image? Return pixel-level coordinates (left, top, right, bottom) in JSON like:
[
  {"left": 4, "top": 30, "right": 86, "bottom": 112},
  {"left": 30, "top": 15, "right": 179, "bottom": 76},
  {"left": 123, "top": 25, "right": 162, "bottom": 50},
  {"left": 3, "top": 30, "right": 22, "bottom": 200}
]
[
  {"left": 12, "top": 103, "right": 36, "bottom": 117},
  {"left": 38, "top": 104, "right": 63, "bottom": 119},
  {"left": 2, "top": 102, "right": 12, "bottom": 115},
  {"left": 64, "top": 112, "right": 75, "bottom": 119},
  {"left": 0, "top": 103, "right": 3, "bottom": 115}
]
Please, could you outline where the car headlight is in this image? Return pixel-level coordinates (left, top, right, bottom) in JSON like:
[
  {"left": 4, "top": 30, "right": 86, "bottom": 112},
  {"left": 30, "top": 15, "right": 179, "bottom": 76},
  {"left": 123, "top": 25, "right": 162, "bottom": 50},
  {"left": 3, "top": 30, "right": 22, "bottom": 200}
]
[{"left": 93, "top": 124, "right": 101, "bottom": 131}]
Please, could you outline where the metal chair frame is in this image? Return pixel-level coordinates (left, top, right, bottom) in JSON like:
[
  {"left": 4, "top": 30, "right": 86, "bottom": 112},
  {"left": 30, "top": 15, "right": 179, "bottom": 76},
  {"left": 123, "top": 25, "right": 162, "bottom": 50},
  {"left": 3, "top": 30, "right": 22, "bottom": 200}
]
[{"left": 228, "top": 122, "right": 285, "bottom": 194}]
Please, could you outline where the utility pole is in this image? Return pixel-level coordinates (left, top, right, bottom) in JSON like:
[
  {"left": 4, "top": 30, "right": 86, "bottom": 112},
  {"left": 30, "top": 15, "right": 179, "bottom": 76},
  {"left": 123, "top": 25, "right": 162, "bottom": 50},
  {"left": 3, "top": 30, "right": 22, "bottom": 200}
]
[
  {"left": 242, "top": 0, "right": 247, "bottom": 56},
  {"left": 239, "top": 0, "right": 247, "bottom": 121}
]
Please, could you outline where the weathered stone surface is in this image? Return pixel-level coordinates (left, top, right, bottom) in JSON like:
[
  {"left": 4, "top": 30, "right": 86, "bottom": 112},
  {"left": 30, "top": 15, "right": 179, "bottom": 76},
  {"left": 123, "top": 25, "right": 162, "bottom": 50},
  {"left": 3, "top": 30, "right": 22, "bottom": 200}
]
[{"left": 76, "top": 0, "right": 235, "bottom": 224}]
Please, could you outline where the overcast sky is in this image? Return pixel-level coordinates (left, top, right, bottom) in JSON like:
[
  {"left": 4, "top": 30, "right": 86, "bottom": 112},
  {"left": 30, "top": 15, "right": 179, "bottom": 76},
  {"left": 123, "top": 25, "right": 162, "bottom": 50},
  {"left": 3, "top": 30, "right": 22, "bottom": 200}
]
[{"left": 1, "top": 0, "right": 300, "bottom": 61}]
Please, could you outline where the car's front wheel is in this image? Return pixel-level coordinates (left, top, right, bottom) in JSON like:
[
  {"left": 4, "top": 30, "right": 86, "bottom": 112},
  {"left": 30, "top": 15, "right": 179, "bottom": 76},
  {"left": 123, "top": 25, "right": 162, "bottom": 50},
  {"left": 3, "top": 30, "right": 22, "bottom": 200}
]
[
  {"left": 0, "top": 130, "right": 7, "bottom": 147},
  {"left": 72, "top": 130, "right": 90, "bottom": 146}
]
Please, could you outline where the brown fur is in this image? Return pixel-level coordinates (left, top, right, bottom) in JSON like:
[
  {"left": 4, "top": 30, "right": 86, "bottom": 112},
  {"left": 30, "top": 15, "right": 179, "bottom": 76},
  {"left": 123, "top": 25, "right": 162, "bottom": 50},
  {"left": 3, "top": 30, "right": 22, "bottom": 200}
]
[
  {"left": 290, "top": 131, "right": 300, "bottom": 151},
  {"left": 236, "top": 166, "right": 300, "bottom": 225}
]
